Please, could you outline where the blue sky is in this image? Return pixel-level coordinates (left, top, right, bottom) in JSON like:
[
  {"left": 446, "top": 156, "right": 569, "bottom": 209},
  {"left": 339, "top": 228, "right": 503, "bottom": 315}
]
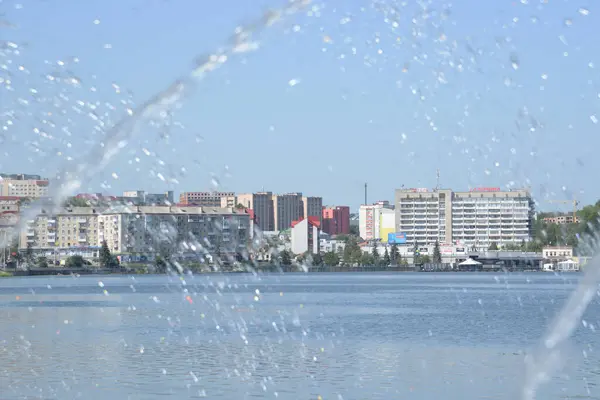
[{"left": 1, "top": 0, "right": 598, "bottom": 211}]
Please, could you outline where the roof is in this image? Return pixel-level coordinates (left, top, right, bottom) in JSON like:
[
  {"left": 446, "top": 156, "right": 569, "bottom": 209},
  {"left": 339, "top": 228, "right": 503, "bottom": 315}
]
[{"left": 291, "top": 216, "right": 321, "bottom": 228}]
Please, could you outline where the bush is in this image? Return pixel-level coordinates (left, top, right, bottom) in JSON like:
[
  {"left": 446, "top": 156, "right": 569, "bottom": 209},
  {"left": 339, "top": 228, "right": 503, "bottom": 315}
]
[{"left": 66, "top": 255, "right": 85, "bottom": 268}]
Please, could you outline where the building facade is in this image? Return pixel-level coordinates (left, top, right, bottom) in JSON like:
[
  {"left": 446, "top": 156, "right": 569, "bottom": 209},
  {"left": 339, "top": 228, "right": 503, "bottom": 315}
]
[
  {"left": 97, "top": 206, "right": 251, "bottom": 256},
  {"left": 359, "top": 201, "right": 394, "bottom": 241},
  {"left": 322, "top": 205, "right": 350, "bottom": 235},
  {"left": 233, "top": 192, "right": 275, "bottom": 232},
  {"left": 122, "top": 190, "right": 174, "bottom": 205},
  {"left": 543, "top": 214, "right": 580, "bottom": 224},
  {"left": 0, "top": 173, "right": 50, "bottom": 198},
  {"left": 179, "top": 191, "right": 235, "bottom": 207},
  {"left": 273, "top": 193, "right": 303, "bottom": 231},
  {"left": 395, "top": 187, "right": 534, "bottom": 248},
  {"left": 302, "top": 196, "right": 323, "bottom": 227},
  {"left": 291, "top": 216, "right": 320, "bottom": 255}
]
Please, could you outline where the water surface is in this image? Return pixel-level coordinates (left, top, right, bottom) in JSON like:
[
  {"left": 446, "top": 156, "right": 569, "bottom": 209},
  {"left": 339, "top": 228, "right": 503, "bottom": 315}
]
[{"left": 0, "top": 272, "right": 598, "bottom": 399}]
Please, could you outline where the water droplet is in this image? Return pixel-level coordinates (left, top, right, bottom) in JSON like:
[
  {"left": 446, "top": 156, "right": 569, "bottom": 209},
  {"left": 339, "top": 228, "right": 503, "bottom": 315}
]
[
  {"left": 103, "top": 44, "right": 112, "bottom": 49},
  {"left": 139, "top": 346, "right": 145, "bottom": 354},
  {"left": 98, "top": 281, "right": 104, "bottom": 288},
  {"left": 579, "top": 8, "right": 590, "bottom": 16},
  {"left": 510, "top": 54, "right": 519, "bottom": 70},
  {"left": 111, "top": 172, "right": 119, "bottom": 179},
  {"left": 93, "top": 19, "right": 100, "bottom": 25},
  {"left": 591, "top": 115, "right": 598, "bottom": 124},
  {"left": 288, "top": 78, "right": 300, "bottom": 86},
  {"left": 541, "top": 73, "right": 548, "bottom": 80},
  {"left": 564, "top": 18, "right": 573, "bottom": 27}
]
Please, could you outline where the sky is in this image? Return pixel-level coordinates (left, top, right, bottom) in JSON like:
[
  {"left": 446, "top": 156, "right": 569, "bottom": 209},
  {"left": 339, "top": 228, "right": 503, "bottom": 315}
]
[{"left": 0, "top": 0, "right": 598, "bottom": 211}]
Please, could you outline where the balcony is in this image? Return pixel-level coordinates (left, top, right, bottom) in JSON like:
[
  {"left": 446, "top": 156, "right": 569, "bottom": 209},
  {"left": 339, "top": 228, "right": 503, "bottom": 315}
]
[
  {"left": 77, "top": 218, "right": 88, "bottom": 224},
  {"left": 78, "top": 236, "right": 87, "bottom": 242},
  {"left": 26, "top": 230, "right": 35, "bottom": 237}
]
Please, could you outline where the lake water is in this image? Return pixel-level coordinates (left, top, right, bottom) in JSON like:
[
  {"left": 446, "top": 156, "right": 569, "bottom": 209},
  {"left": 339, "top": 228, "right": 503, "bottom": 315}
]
[{"left": 0, "top": 272, "right": 598, "bottom": 399}]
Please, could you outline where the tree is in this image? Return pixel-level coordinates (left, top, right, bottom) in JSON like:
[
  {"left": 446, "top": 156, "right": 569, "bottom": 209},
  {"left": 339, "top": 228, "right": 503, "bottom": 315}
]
[
  {"left": 311, "top": 253, "right": 323, "bottom": 266},
  {"left": 25, "top": 243, "right": 34, "bottom": 265},
  {"left": 390, "top": 243, "right": 399, "bottom": 263},
  {"left": 36, "top": 256, "right": 48, "bottom": 268},
  {"left": 343, "top": 237, "right": 362, "bottom": 265},
  {"left": 432, "top": 240, "right": 442, "bottom": 263},
  {"left": 488, "top": 242, "right": 499, "bottom": 250},
  {"left": 360, "top": 252, "right": 374, "bottom": 265},
  {"left": 382, "top": 247, "right": 391, "bottom": 266},
  {"left": 371, "top": 242, "right": 379, "bottom": 263},
  {"left": 100, "top": 240, "right": 113, "bottom": 267},
  {"left": 323, "top": 251, "right": 339, "bottom": 266},
  {"left": 155, "top": 256, "right": 167, "bottom": 273},
  {"left": 349, "top": 225, "right": 359, "bottom": 236},
  {"left": 66, "top": 255, "right": 85, "bottom": 268},
  {"left": 280, "top": 250, "right": 292, "bottom": 266}
]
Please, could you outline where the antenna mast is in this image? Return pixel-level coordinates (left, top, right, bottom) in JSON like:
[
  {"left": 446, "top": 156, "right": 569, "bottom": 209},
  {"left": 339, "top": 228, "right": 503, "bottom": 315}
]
[
  {"left": 364, "top": 183, "right": 368, "bottom": 205},
  {"left": 436, "top": 169, "right": 440, "bottom": 191}
]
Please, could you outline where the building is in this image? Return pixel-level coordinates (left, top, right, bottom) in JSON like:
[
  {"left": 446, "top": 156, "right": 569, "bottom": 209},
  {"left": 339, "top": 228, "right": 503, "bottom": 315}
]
[
  {"left": 122, "top": 190, "right": 174, "bottom": 205},
  {"left": 359, "top": 201, "right": 394, "bottom": 241},
  {"left": 20, "top": 207, "right": 101, "bottom": 249},
  {"left": 273, "top": 193, "right": 303, "bottom": 231},
  {"left": 394, "top": 187, "right": 534, "bottom": 249},
  {"left": 291, "top": 216, "right": 320, "bottom": 255},
  {"left": 543, "top": 214, "right": 580, "bottom": 224},
  {"left": 0, "top": 173, "right": 50, "bottom": 198},
  {"left": 233, "top": 192, "right": 274, "bottom": 232},
  {"left": 302, "top": 196, "right": 323, "bottom": 226},
  {"left": 179, "top": 191, "right": 235, "bottom": 207},
  {"left": 379, "top": 208, "right": 395, "bottom": 242},
  {"left": 542, "top": 246, "right": 573, "bottom": 262},
  {"left": 97, "top": 205, "right": 251, "bottom": 256},
  {"left": 322, "top": 206, "right": 350, "bottom": 235}
]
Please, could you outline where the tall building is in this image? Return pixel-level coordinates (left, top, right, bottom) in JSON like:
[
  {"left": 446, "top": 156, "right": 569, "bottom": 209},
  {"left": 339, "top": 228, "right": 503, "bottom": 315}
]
[
  {"left": 302, "top": 196, "right": 323, "bottom": 226},
  {"left": 322, "top": 206, "right": 350, "bottom": 235},
  {"left": 273, "top": 193, "right": 303, "bottom": 231},
  {"left": 98, "top": 205, "right": 250, "bottom": 255},
  {"left": 0, "top": 173, "right": 50, "bottom": 198},
  {"left": 359, "top": 201, "right": 394, "bottom": 241},
  {"left": 291, "top": 216, "right": 320, "bottom": 255},
  {"left": 179, "top": 191, "right": 235, "bottom": 207},
  {"left": 394, "top": 187, "right": 534, "bottom": 248},
  {"left": 234, "top": 192, "right": 275, "bottom": 232}
]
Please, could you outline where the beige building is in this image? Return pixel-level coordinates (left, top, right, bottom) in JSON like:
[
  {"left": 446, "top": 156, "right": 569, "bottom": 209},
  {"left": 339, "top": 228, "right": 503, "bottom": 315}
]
[
  {"left": 542, "top": 246, "right": 573, "bottom": 261},
  {"left": 0, "top": 173, "right": 50, "bottom": 198},
  {"left": 231, "top": 192, "right": 275, "bottom": 232},
  {"left": 273, "top": 193, "right": 303, "bottom": 231},
  {"left": 179, "top": 191, "right": 234, "bottom": 207},
  {"left": 395, "top": 187, "right": 534, "bottom": 249},
  {"left": 359, "top": 201, "right": 395, "bottom": 241},
  {"left": 302, "top": 196, "right": 323, "bottom": 227},
  {"left": 543, "top": 214, "right": 580, "bottom": 224},
  {"left": 20, "top": 207, "right": 100, "bottom": 249}
]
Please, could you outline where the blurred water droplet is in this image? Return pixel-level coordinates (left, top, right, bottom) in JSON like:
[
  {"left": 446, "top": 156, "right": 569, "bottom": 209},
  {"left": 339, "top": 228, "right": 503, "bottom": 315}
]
[
  {"left": 564, "top": 18, "right": 573, "bottom": 27},
  {"left": 103, "top": 44, "right": 112, "bottom": 49},
  {"left": 579, "top": 8, "right": 590, "bottom": 16},
  {"left": 510, "top": 54, "right": 519, "bottom": 70},
  {"left": 288, "top": 78, "right": 300, "bottom": 86},
  {"left": 111, "top": 172, "right": 119, "bottom": 179},
  {"left": 541, "top": 73, "right": 548, "bottom": 80},
  {"left": 591, "top": 115, "right": 598, "bottom": 124},
  {"left": 93, "top": 19, "right": 100, "bottom": 25}
]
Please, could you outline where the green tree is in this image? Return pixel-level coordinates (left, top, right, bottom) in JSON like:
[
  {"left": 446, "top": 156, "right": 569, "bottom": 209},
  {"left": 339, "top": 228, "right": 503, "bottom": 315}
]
[
  {"left": 360, "top": 252, "right": 374, "bottom": 265},
  {"left": 349, "top": 225, "right": 359, "bottom": 236},
  {"left": 25, "top": 243, "right": 34, "bottom": 265},
  {"left": 390, "top": 243, "right": 399, "bottom": 263},
  {"left": 323, "top": 251, "right": 339, "bottom": 266},
  {"left": 100, "top": 240, "right": 113, "bottom": 267},
  {"left": 432, "top": 240, "right": 442, "bottom": 263},
  {"left": 66, "top": 255, "right": 85, "bottom": 267},
  {"left": 382, "top": 247, "right": 391, "bottom": 266},
  {"left": 155, "top": 256, "right": 167, "bottom": 273},
  {"left": 36, "top": 256, "right": 48, "bottom": 268},
  {"left": 371, "top": 242, "right": 379, "bottom": 264},
  {"left": 311, "top": 253, "right": 323, "bottom": 266},
  {"left": 280, "top": 250, "right": 292, "bottom": 266},
  {"left": 343, "top": 237, "right": 362, "bottom": 264},
  {"left": 488, "top": 242, "right": 499, "bottom": 250}
]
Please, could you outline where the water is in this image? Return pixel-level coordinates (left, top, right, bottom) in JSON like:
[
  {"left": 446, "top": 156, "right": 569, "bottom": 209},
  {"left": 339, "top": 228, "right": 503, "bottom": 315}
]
[{"left": 0, "top": 272, "right": 599, "bottom": 399}]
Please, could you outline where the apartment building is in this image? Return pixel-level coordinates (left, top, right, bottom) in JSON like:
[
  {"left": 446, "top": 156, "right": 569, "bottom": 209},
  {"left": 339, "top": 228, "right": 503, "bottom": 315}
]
[
  {"left": 543, "top": 214, "right": 580, "bottom": 224},
  {"left": 232, "top": 192, "right": 275, "bottom": 232},
  {"left": 273, "top": 193, "right": 303, "bottom": 231},
  {"left": 97, "top": 205, "right": 251, "bottom": 255},
  {"left": 0, "top": 173, "right": 50, "bottom": 198},
  {"left": 394, "top": 187, "right": 534, "bottom": 248},
  {"left": 322, "top": 205, "right": 350, "bottom": 235},
  {"left": 302, "top": 196, "right": 323, "bottom": 227},
  {"left": 359, "top": 201, "right": 394, "bottom": 241},
  {"left": 20, "top": 207, "right": 100, "bottom": 249},
  {"left": 179, "top": 191, "right": 235, "bottom": 207},
  {"left": 122, "top": 190, "right": 174, "bottom": 205}
]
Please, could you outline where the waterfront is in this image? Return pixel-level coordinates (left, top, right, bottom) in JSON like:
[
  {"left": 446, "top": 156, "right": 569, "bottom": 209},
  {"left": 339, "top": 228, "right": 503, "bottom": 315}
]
[{"left": 0, "top": 273, "right": 599, "bottom": 399}]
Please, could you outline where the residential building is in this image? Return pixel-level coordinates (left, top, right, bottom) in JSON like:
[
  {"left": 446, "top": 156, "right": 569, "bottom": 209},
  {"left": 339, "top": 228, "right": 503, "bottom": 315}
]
[
  {"left": 302, "top": 196, "right": 323, "bottom": 226},
  {"left": 543, "top": 214, "right": 580, "bottom": 224},
  {"left": 0, "top": 197, "right": 20, "bottom": 262},
  {"left": 291, "top": 216, "right": 320, "bottom": 255},
  {"left": 273, "top": 193, "right": 303, "bottom": 231},
  {"left": 220, "top": 195, "right": 237, "bottom": 208},
  {"left": 233, "top": 192, "right": 275, "bottom": 232},
  {"left": 97, "top": 205, "right": 251, "bottom": 256},
  {"left": 359, "top": 201, "right": 394, "bottom": 241},
  {"left": 379, "top": 208, "right": 396, "bottom": 242},
  {"left": 394, "top": 187, "right": 534, "bottom": 249},
  {"left": 322, "top": 205, "right": 350, "bottom": 235},
  {"left": 20, "top": 207, "right": 101, "bottom": 249},
  {"left": 122, "top": 190, "right": 174, "bottom": 205},
  {"left": 179, "top": 191, "right": 235, "bottom": 207},
  {"left": 0, "top": 173, "right": 50, "bottom": 198}
]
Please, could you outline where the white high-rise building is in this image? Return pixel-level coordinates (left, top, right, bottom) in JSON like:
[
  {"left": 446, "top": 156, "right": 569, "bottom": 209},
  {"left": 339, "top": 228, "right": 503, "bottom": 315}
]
[
  {"left": 394, "top": 187, "right": 534, "bottom": 249},
  {"left": 359, "top": 201, "right": 394, "bottom": 241}
]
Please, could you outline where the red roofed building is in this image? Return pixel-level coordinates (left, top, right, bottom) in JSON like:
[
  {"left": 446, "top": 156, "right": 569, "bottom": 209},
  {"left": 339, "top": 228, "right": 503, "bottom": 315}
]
[{"left": 291, "top": 216, "right": 320, "bottom": 255}]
